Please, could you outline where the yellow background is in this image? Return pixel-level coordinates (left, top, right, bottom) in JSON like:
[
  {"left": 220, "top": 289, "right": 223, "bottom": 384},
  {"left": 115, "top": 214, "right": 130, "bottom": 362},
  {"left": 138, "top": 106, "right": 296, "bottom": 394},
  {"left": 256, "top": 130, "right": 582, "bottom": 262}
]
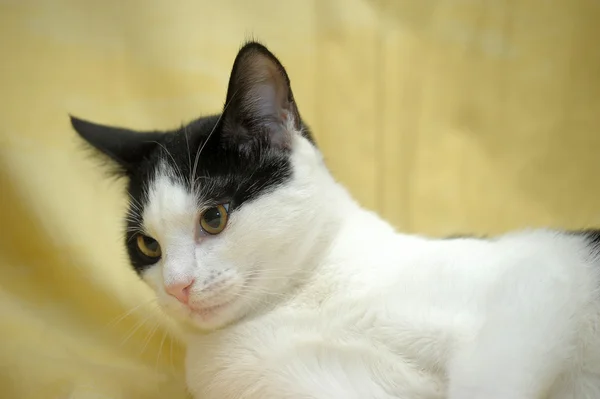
[{"left": 1, "top": 0, "right": 600, "bottom": 397}]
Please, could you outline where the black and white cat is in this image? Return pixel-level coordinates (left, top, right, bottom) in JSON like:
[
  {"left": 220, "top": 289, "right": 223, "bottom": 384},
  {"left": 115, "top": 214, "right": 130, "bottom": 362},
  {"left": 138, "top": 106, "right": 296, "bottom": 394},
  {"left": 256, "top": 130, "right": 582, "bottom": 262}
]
[{"left": 73, "top": 42, "right": 600, "bottom": 399}]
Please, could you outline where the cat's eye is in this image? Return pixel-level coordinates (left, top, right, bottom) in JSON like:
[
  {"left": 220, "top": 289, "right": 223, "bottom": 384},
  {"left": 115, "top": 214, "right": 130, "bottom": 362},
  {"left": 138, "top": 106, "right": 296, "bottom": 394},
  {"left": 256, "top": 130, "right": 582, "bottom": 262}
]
[
  {"left": 199, "top": 204, "right": 229, "bottom": 235},
  {"left": 136, "top": 234, "right": 162, "bottom": 259}
]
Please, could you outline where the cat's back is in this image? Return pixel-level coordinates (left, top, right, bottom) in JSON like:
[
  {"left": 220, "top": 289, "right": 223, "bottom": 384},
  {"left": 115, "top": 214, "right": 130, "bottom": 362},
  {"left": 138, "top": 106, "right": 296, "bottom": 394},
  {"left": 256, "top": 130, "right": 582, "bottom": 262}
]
[
  {"left": 302, "top": 227, "right": 600, "bottom": 394},
  {"left": 306, "top": 227, "right": 600, "bottom": 323},
  {"left": 372, "top": 228, "right": 600, "bottom": 333}
]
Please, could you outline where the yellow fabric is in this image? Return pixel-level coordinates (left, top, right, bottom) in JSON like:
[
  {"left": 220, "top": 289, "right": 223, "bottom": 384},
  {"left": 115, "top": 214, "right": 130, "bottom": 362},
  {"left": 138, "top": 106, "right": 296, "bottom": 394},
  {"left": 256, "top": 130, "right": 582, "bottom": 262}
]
[{"left": 1, "top": 1, "right": 600, "bottom": 397}]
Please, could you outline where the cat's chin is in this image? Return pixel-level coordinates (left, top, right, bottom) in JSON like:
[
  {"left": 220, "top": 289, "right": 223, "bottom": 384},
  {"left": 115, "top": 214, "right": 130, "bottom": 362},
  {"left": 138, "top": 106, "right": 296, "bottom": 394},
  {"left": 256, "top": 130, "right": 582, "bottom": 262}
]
[{"left": 180, "top": 299, "right": 243, "bottom": 331}]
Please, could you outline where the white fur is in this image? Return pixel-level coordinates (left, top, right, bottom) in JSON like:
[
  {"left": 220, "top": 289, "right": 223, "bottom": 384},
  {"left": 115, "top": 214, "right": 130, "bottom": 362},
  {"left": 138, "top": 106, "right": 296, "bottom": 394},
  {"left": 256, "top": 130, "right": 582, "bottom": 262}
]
[{"left": 140, "top": 133, "right": 600, "bottom": 399}]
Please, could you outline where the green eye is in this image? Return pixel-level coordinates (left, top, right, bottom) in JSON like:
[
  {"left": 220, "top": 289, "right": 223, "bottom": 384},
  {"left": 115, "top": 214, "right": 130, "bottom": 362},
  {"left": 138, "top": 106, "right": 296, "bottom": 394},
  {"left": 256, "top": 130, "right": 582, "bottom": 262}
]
[
  {"left": 199, "top": 204, "right": 229, "bottom": 235},
  {"left": 136, "top": 235, "right": 161, "bottom": 259}
]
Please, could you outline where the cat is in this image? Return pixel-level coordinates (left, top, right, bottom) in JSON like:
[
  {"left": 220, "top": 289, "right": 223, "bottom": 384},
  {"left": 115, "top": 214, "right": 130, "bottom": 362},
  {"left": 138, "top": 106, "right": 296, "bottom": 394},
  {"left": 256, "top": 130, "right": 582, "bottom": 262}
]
[{"left": 72, "top": 41, "right": 600, "bottom": 399}]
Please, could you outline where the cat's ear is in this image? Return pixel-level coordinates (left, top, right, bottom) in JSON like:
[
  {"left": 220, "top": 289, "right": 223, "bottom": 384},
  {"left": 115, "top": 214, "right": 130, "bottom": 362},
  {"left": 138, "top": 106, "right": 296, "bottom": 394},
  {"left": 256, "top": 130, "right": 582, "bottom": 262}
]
[
  {"left": 71, "top": 116, "right": 164, "bottom": 174},
  {"left": 221, "top": 42, "right": 301, "bottom": 149}
]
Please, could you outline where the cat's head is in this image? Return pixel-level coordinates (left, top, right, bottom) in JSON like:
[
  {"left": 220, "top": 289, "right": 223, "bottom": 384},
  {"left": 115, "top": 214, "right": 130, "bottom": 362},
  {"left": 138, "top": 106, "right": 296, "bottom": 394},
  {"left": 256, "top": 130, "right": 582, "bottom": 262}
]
[{"left": 73, "top": 42, "right": 342, "bottom": 331}]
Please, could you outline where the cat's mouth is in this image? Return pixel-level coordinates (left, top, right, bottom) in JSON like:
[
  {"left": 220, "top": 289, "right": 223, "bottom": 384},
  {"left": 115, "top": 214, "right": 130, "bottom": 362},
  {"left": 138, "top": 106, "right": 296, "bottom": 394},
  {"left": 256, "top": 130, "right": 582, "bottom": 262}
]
[{"left": 188, "top": 299, "right": 235, "bottom": 319}]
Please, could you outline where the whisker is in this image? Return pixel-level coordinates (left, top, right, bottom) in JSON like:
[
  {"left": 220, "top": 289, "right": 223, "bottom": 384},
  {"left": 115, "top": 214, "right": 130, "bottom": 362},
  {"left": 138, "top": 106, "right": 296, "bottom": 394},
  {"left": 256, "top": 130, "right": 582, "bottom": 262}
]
[
  {"left": 127, "top": 206, "right": 141, "bottom": 216},
  {"left": 128, "top": 209, "right": 140, "bottom": 219},
  {"left": 239, "top": 274, "right": 298, "bottom": 282},
  {"left": 119, "top": 312, "right": 155, "bottom": 348},
  {"left": 229, "top": 289, "right": 288, "bottom": 301},
  {"left": 193, "top": 175, "right": 211, "bottom": 187},
  {"left": 169, "top": 333, "right": 175, "bottom": 374},
  {"left": 191, "top": 89, "right": 239, "bottom": 196},
  {"left": 241, "top": 273, "right": 296, "bottom": 279},
  {"left": 128, "top": 194, "right": 144, "bottom": 213},
  {"left": 184, "top": 125, "right": 193, "bottom": 189},
  {"left": 139, "top": 321, "right": 161, "bottom": 356},
  {"left": 154, "top": 141, "right": 185, "bottom": 184},
  {"left": 155, "top": 329, "right": 168, "bottom": 375},
  {"left": 103, "top": 298, "right": 157, "bottom": 330},
  {"left": 124, "top": 221, "right": 143, "bottom": 229},
  {"left": 127, "top": 233, "right": 142, "bottom": 243}
]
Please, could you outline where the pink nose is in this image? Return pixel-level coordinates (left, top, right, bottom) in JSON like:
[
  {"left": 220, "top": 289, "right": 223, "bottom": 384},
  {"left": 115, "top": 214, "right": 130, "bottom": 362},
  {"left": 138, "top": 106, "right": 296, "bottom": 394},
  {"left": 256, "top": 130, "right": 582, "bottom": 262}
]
[{"left": 165, "top": 280, "right": 194, "bottom": 304}]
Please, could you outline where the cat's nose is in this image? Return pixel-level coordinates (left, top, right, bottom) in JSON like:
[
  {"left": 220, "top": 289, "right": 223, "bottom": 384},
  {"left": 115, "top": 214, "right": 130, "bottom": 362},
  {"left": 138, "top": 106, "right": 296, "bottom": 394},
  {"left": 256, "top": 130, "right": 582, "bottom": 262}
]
[{"left": 165, "top": 280, "right": 194, "bottom": 304}]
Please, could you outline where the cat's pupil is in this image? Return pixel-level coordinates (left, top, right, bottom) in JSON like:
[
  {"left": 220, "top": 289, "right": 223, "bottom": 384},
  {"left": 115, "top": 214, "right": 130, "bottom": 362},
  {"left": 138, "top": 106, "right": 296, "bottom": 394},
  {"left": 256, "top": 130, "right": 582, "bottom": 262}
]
[
  {"left": 203, "top": 207, "right": 222, "bottom": 229},
  {"left": 144, "top": 236, "right": 158, "bottom": 251}
]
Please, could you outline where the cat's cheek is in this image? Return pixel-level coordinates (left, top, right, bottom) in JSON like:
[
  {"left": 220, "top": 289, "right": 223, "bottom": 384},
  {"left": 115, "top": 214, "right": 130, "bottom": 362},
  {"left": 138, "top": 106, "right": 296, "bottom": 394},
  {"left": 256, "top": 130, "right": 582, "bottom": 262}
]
[
  {"left": 140, "top": 263, "right": 182, "bottom": 313},
  {"left": 140, "top": 263, "right": 164, "bottom": 293}
]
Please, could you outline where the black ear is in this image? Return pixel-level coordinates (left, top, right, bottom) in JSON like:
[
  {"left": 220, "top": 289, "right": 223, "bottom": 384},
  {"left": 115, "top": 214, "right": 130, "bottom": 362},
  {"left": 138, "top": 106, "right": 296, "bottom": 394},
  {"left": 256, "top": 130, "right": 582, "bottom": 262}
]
[
  {"left": 221, "top": 42, "right": 302, "bottom": 149},
  {"left": 71, "top": 116, "right": 164, "bottom": 173}
]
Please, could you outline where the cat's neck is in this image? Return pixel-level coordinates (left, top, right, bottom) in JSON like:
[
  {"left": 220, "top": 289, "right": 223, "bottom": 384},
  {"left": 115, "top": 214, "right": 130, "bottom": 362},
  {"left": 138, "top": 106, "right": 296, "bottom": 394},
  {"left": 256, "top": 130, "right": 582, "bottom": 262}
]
[
  {"left": 246, "top": 138, "right": 412, "bottom": 313},
  {"left": 298, "top": 165, "right": 408, "bottom": 285},
  {"left": 296, "top": 148, "right": 437, "bottom": 306},
  {"left": 283, "top": 186, "right": 408, "bottom": 311},
  {"left": 325, "top": 189, "right": 405, "bottom": 268}
]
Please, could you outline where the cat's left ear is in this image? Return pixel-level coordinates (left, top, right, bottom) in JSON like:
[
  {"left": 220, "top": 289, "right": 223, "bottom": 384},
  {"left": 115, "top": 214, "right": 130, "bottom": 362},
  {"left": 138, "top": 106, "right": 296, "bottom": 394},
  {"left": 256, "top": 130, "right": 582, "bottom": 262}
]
[
  {"left": 221, "top": 42, "right": 302, "bottom": 149},
  {"left": 71, "top": 116, "right": 165, "bottom": 175}
]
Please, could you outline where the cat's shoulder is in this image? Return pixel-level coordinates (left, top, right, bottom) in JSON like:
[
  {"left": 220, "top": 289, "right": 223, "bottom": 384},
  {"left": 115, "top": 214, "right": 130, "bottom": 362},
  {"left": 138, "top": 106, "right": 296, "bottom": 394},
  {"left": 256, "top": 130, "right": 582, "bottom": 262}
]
[{"left": 489, "top": 228, "right": 600, "bottom": 257}]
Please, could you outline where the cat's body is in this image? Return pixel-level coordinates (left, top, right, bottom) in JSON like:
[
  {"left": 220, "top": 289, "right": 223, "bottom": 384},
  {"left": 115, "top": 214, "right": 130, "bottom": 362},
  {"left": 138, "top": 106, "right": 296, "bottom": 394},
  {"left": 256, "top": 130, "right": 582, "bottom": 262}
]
[
  {"left": 186, "top": 220, "right": 600, "bottom": 399},
  {"left": 73, "top": 42, "right": 600, "bottom": 398},
  {"left": 179, "top": 134, "right": 600, "bottom": 399}
]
